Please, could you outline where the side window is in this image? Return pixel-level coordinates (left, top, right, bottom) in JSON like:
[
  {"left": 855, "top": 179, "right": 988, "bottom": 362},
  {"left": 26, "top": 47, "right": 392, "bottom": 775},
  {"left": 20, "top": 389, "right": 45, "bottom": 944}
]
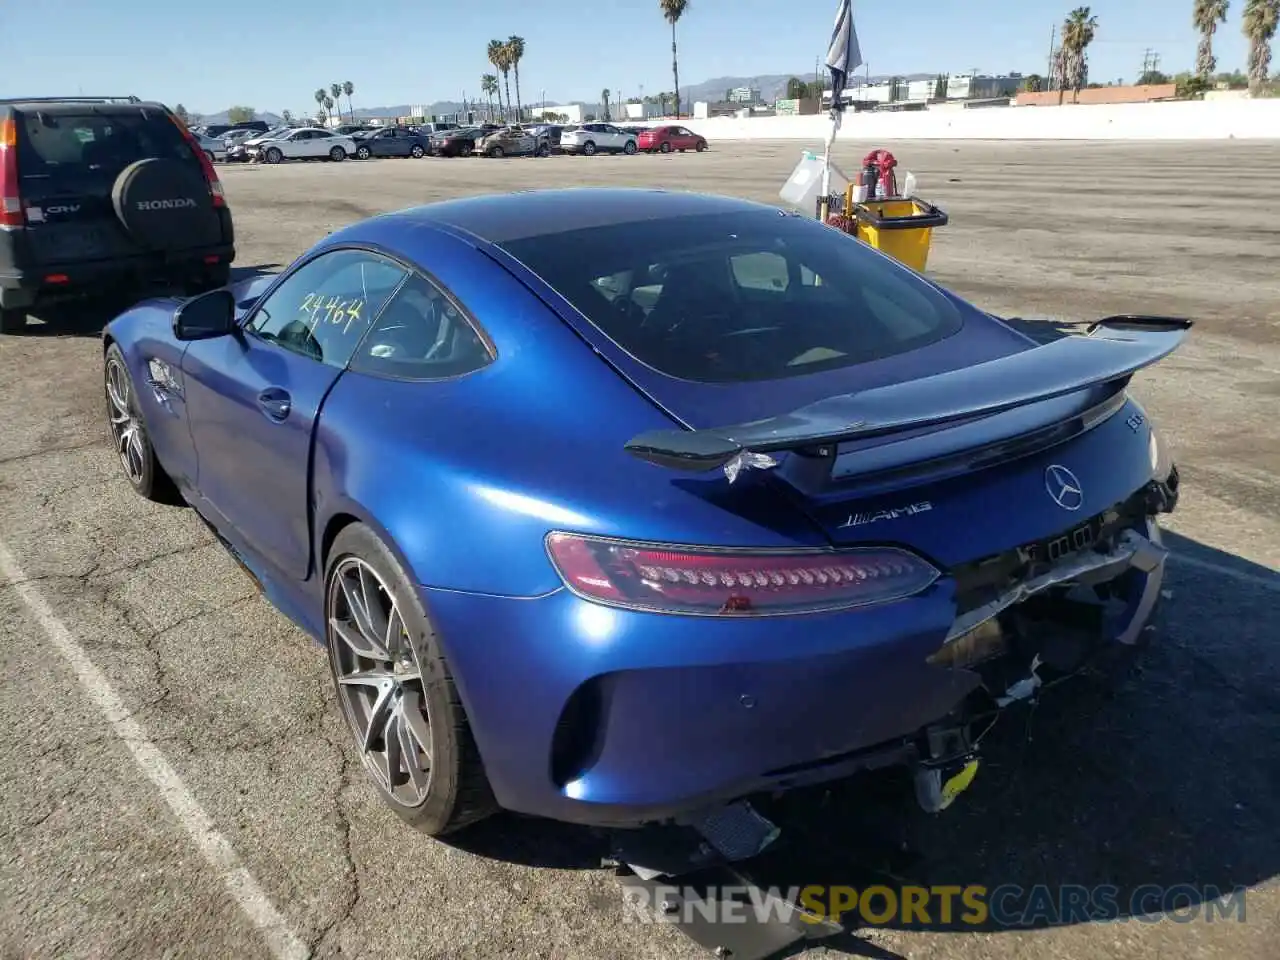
[
  {"left": 246, "top": 250, "right": 409, "bottom": 368},
  {"left": 730, "top": 252, "right": 790, "bottom": 291},
  {"left": 349, "top": 273, "right": 492, "bottom": 380}
]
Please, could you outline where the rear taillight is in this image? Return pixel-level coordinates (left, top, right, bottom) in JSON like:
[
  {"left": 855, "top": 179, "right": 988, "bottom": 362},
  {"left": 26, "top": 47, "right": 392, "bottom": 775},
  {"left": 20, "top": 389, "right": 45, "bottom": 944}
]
[
  {"left": 0, "top": 118, "right": 21, "bottom": 228},
  {"left": 170, "top": 112, "right": 225, "bottom": 208},
  {"left": 546, "top": 532, "right": 939, "bottom": 616}
]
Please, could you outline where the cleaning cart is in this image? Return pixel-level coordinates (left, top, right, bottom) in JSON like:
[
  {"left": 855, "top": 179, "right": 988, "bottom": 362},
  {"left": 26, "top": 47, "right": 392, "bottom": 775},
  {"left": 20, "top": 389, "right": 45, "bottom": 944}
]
[{"left": 783, "top": 147, "right": 949, "bottom": 273}]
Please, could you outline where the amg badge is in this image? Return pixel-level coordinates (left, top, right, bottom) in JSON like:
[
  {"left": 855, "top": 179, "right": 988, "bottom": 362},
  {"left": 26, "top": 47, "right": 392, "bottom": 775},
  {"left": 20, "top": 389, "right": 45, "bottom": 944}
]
[{"left": 837, "top": 501, "right": 933, "bottom": 529}]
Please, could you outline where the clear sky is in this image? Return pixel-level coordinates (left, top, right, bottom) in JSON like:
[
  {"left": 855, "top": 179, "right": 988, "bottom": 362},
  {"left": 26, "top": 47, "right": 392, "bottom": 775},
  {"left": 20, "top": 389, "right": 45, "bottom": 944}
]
[{"left": 0, "top": 0, "right": 1250, "bottom": 115}]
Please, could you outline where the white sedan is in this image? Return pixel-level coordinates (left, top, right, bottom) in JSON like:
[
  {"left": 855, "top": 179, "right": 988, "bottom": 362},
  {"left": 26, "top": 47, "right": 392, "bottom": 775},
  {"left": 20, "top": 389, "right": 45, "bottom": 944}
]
[
  {"left": 558, "top": 123, "right": 638, "bottom": 156},
  {"left": 247, "top": 127, "right": 357, "bottom": 163}
]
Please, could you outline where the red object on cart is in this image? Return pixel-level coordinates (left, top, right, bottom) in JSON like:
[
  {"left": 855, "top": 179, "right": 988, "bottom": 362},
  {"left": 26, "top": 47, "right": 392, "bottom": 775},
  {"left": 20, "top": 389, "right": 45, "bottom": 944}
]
[{"left": 861, "top": 149, "right": 898, "bottom": 197}]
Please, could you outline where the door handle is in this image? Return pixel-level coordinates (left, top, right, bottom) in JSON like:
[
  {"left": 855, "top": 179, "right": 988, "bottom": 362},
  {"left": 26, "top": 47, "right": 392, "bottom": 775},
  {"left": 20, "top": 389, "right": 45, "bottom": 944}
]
[{"left": 257, "top": 388, "right": 292, "bottom": 421}]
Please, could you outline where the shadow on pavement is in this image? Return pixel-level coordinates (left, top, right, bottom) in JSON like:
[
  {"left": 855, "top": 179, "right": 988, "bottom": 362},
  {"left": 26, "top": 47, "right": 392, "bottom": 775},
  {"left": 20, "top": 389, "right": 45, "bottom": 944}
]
[
  {"left": 5, "top": 263, "right": 282, "bottom": 339},
  {"left": 443, "top": 532, "right": 1278, "bottom": 954}
]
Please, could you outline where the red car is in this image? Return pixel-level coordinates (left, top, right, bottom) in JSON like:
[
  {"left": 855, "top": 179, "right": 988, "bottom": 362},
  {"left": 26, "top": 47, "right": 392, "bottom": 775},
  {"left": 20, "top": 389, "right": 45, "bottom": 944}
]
[{"left": 637, "top": 125, "right": 708, "bottom": 154}]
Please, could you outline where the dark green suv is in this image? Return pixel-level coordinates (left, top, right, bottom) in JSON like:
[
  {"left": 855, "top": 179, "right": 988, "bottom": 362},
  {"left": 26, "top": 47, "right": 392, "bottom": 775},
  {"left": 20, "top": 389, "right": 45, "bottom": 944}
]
[{"left": 0, "top": 96, "right": 235, "bottom": 333}]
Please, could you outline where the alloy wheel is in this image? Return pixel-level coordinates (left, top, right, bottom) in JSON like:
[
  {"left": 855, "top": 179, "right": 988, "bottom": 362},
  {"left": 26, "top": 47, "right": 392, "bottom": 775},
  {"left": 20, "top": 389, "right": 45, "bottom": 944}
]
[
  {"left": 357, "top": 146, "right": 371, "bottom": 160},
  {"left": 327, "top": 557, "right": 433, "bottom": 807},
  {"left": 105, "top": 357, "right": 145, "bottom": 484}
]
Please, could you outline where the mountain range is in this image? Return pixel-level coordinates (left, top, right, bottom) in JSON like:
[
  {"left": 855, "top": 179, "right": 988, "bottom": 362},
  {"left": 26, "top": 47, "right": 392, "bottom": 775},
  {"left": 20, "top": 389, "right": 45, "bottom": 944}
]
[{"left": 192, "top": 71, "right": 938, "bottom": 123}]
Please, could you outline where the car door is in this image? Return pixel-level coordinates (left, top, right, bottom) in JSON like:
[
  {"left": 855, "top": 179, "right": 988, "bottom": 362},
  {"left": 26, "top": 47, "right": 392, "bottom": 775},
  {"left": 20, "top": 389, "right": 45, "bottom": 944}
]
[
  {"left": 180, "top": 249, "right": 410, "bottom": 579},
  {"left": 282, "top": 130, "right": 310, "bottom": 158},
  {"left": 309, "top": 131, "right": 335, "bottom": 157}
]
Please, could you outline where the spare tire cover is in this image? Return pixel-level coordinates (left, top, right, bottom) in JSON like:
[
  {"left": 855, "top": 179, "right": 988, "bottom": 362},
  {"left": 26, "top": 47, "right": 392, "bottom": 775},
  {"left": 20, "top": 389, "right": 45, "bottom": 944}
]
[{"left": 111, "top": 158, "right": 222, "bottom": 251}]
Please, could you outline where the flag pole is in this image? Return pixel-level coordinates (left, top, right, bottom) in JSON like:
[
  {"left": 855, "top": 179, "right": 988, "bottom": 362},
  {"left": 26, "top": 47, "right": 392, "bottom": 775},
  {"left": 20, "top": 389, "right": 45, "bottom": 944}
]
[{"left": 820, "top": 0, "right": 859, "bottom": 223}]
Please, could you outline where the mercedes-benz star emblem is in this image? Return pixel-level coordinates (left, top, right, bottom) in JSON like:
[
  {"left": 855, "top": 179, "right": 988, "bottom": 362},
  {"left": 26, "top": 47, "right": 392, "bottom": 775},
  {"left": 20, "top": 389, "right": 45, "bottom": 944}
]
[{"left": 1045, "top": 464, "right": 1084, "bottom": 511}]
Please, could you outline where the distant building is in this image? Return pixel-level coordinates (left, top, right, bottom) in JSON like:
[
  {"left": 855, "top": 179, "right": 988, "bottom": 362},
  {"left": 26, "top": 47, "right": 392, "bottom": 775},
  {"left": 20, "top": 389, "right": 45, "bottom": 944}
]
[
  {"left": 725, "top": 86, "right": 762, "bottom": 103},
  {"left": 774, "top": 98, "right": 820, "bottom": 116},
  {"left": 531, "top": 103, "right": 584, "bottom": 123},
  {"left": 946, "top": 74, "right": 1023, "bottom": 100}
]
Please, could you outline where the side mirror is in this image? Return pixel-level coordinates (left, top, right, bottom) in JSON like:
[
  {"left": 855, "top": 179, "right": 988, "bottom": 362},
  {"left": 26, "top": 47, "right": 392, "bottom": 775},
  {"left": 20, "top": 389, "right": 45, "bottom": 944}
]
[{"left": 174, "top": 288, "right": 238, "bottom": 341}]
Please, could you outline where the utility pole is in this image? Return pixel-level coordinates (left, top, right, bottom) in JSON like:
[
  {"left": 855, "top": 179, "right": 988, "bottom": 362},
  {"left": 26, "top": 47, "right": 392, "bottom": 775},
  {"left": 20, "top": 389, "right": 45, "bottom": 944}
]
[{"left": 1046, "top": 23, "right": 1057, "bottom": 90}]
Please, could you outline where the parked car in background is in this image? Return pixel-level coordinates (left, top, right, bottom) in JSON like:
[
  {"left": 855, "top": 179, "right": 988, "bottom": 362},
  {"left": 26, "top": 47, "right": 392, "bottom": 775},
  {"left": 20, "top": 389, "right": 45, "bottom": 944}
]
[
  {"left": 353, "top": 127, "right": 430, "bottom": 160},
  {"left": 526, "top": 124, "right": 565, "bottom": 152},
  {"left": 227, "top": 127, "right": 289, "bottom": 162},
  {"left": 0, "top": 95, "right": 234, "bottom": 333},
  {"left": 477, "top": 125, "right": 551, "bottom": 158},
  {"left": 416, "top": 121, "right": 462, "bottom": 136},
  {"left": 638, "top": 125, "right": 708, "bottom": 154},
  {"left": 201, "top": 120, "right": 270, "bottom": 138},
  {"left": 247, "top": 127, "right": 356, "bottom": 163},
  {"left": 430, "top": 127, "right": 487, "bottom": 157},
  {"left": 334, "top": 124, "right": 372, "bottom": 136},
  {"left": 559, "top": 123, "right": 638, "bottom": 156},
  {"left": 192, "top": 131, "right": 228, "bottom": 163}
]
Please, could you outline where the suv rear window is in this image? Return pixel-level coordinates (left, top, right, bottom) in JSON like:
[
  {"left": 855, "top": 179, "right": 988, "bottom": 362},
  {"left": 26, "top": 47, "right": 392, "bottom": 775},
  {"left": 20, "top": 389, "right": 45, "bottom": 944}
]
[
  {"left": 17, "top": 111, "right": 195, "bottom": 179},
  {"left": 499, "top": 210, "right": 964, "bottom": 383}
]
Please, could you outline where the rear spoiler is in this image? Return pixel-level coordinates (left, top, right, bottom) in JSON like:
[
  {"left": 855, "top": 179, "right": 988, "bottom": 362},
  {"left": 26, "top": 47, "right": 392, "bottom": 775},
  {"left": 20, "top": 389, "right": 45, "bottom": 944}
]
[{"left": 624, "top": 316, "right": 1192, "bottom": 478}]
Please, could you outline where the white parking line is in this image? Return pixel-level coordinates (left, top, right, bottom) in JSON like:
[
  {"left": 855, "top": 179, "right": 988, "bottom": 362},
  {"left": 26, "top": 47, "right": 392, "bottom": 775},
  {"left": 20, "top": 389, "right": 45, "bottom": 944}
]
[{"left": 0, "top": 540, "right": 310, "bottom": 960}]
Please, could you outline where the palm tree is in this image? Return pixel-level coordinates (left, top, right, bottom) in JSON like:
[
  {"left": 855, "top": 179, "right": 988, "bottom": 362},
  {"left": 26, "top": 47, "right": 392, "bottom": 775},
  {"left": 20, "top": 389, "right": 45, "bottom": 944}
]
[
  {"left": 487, "top": 40, "right": 508, "bottom": 120},
  {"left": 1053, "top": 7, "right": 1098, "bottom": 103},
  {"left": 314, "top": 88, "right": 327, "bottom": 122},
  {"left": 1243, "top": 0, "right": 1279, "bottom": 93},
  {"left": 507, "top": 36, "right": 526, "bottom": 121},
  {"left": 1194, "top": 1, "right": 1231, "bottom": 79},
  {"left": 481, "top": 74, "right": 499, "bottom": 121},
  {"left": 342, "top": 81, "right": 355, "bottom": 122},
  {"left": 659, "top": 0, "right": 689, "bottom": 118},
  {"left": 601, "top": 88, "right": 611, "bottom": 120},
  {"left": 329, "top": 83, "right": 343, "bottom": 120},
  {"left": 323, "top": 95, "right": 335, "bottom": 125}
]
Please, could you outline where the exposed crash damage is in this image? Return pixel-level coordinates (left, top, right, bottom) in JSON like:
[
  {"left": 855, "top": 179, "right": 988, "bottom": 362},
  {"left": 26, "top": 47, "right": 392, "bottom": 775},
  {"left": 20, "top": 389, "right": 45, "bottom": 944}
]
[{"left": 610, "top": 320, "right": 1187, "bottom": 960}]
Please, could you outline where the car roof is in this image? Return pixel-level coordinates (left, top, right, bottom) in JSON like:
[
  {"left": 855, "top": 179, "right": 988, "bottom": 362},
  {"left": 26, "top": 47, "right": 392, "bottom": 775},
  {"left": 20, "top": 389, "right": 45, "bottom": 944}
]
[{"left": 380, "top": 188, "right": 776, "bottom": 244}]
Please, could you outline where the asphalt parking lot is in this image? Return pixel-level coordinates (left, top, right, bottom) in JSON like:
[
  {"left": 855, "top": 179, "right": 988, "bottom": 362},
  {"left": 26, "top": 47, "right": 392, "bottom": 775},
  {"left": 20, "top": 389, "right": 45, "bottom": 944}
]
[{"left": 1, "top": 140, "right": 1278, "bottom": 960}]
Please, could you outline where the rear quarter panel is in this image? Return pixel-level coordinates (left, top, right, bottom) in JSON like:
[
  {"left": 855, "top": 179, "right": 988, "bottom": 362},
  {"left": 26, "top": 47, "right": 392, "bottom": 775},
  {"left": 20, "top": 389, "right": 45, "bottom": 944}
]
[{"left": 311, "top": 227, "right": 829, "bottom": 597}]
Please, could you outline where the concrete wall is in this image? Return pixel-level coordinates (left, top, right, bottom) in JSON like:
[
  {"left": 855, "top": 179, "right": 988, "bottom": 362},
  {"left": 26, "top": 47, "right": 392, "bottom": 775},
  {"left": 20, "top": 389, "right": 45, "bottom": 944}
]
[
  {"left": 681, "top": 98, "right": 1280, "bottom": 141},
  {"left": 1015, "top": 84, "right": 1177, "bottom": 106}
]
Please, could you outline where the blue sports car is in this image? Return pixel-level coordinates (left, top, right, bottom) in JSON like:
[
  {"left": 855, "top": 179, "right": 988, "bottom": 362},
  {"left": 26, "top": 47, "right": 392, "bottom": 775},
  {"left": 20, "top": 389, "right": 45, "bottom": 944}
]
[{"left": 101, "top": 188, "right": 1187, "bottom": 837}]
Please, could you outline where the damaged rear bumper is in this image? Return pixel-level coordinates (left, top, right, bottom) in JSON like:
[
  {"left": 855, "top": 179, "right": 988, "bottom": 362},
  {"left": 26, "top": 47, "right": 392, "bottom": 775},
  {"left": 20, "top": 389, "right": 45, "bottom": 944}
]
[{"left": 427, "top": 472, "right": 1178, "bottom": 827}]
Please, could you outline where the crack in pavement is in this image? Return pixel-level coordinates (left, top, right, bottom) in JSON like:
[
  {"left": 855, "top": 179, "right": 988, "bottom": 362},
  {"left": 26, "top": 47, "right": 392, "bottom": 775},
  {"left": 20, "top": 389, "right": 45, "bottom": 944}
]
[
  {"left": 308, "top": 680, "right": 361, "bottom": 960},
  {"left": 0, "top": 438, "right": 105, "bottom": 467}
]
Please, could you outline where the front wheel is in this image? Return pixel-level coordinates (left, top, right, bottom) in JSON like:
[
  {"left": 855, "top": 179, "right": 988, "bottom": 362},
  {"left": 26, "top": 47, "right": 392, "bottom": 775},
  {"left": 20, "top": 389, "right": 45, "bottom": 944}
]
[
  {"left": 582, "top": 140, "right": 597, "bottom": 156},
  {"left": 695, "top": 140, "right": 708, "bottom": 152},
  {"left": 103, "top": 343, "right": 176, "bottom": 502},
  {"left": 324, "top": 523, "right": 497, "bottom": 834},
  {"left": 488, "top": 145, "right": 504, "bottom": 158},
  {"left": 330, "top": 146, "right": 347, "bottom": 161},
  {"left": 623, "top": 140, "right": 637, "bottom": 155},
  {"left": 265, "top": 147, "right": 283, "bottom": 164},
  {"left": 356, "top": 145, "right": 371, "bottom": 160},
  {"left": 410, "top": 144, "right": 425, "bottom": 158}
]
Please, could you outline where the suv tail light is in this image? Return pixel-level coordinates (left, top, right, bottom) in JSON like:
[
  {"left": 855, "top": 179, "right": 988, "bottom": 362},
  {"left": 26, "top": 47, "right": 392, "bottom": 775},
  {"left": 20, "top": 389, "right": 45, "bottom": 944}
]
[
  {"left": 0, "top": 118, "right": 22, "bottom": 228},
  {"left": 546, "top": 532, "right": 939, "bottom": 616},
  {"left": 169, "top": 112, "right": 225, "bottom": 208}
]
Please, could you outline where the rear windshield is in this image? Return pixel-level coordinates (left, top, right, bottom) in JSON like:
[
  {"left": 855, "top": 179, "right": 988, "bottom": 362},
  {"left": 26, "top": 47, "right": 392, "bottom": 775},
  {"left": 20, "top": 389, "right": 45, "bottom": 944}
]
[
  {"left": 499, "top": 209, "right": 964, "bottom": 383},
  {"left": 17, "top": 111, "right": 195, "bottom": 179}
]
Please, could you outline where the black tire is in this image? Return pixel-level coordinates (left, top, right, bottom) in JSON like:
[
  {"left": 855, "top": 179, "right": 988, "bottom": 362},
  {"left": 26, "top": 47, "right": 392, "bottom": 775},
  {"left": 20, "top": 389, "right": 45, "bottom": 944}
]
[
  {"left": 536, "top": 142, "right": 551, "bottom": 157},
  {"left": 488, "top": 145, "right": 504, "bottom": 158},
  {"left": 582, "top": 140, "right": 597, "bottom": 156},
  {"left": 265, "top": 147, "right": 283, "bottom": 164},
  {"left": 329, "top": 146, "right": 346, "bottom": 161},
  {"left": 410, "top": 144, "right": 425, "bottom": 158},
  {"left": 623, "top": 140, "right": 637, "bottom": 155},
  {"left": 325, "top": 523, "right": 498, "bottom": 835},
  {"left": 695, "top": 140, "right": 707, "bottom": 152},
  {"left": 0, "top": 308, "right": 26, "bottom": 334},
  {"left": 356, "top": 145, "right": 371, "bottom": 160},
  {"left": 659, "top": 142, "right": 672, "bottom": 153},
  {"left": 103, "top": 342, "right": 177, "bottom": 503}
]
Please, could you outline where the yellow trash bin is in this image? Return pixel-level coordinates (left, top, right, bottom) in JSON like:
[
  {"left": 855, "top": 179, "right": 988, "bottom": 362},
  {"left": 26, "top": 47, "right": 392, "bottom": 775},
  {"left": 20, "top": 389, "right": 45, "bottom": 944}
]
[{"left": 852, "top": 197, "right": 948, "bottom": 272}]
